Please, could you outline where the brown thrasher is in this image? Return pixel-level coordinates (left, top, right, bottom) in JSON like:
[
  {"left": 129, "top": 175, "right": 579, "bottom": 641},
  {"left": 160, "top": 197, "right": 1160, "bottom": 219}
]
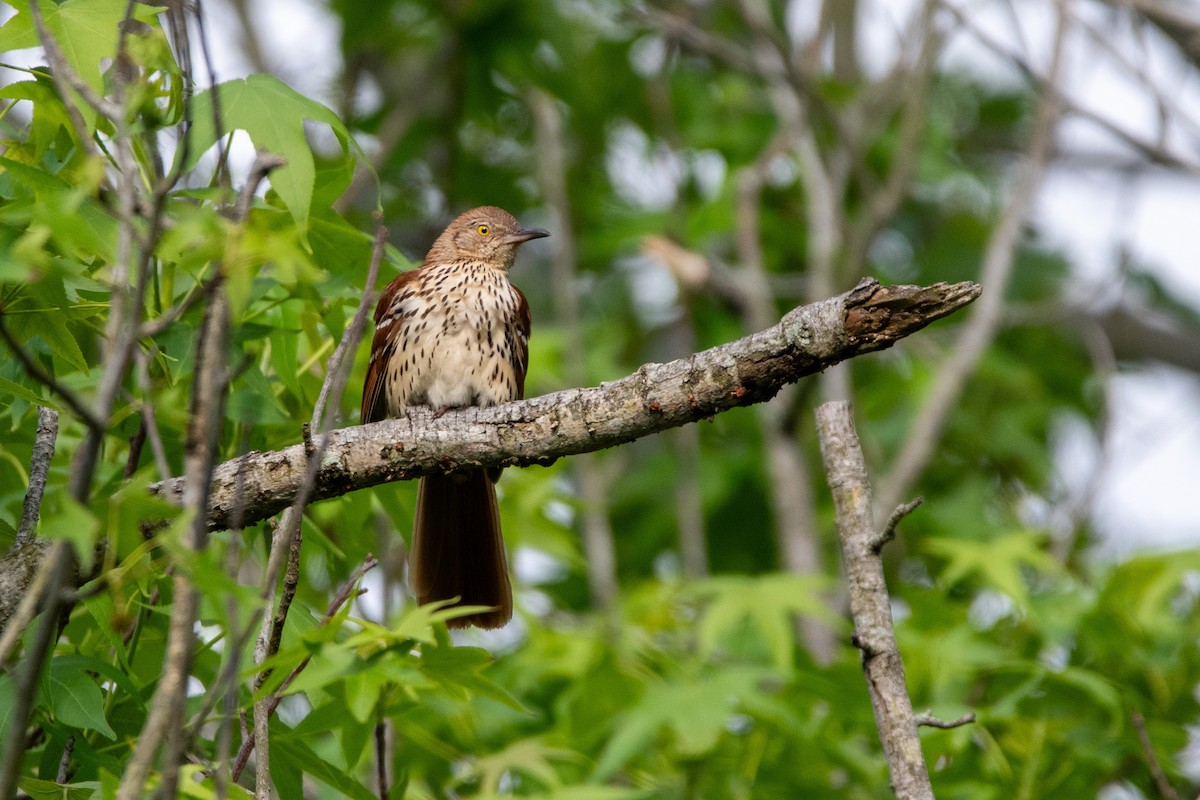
[{"left": 361, "top": 207, "right": 548, "bottom": 628}]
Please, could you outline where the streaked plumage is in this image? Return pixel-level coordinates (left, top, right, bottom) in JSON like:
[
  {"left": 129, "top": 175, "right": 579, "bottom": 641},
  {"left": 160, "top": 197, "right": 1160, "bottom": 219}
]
[{"left": 362, "top": 206, "right": 547, "bottom": 628}]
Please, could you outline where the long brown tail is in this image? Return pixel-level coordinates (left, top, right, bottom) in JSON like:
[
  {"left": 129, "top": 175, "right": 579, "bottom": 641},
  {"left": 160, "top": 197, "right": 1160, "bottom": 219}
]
[{"left": 410, "top": 471, "right": 513, "bottom": 628}]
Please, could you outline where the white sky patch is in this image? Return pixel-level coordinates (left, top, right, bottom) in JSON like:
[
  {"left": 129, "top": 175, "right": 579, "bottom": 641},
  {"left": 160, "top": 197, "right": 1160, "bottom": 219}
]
[
  {"left": 605, "top": 119, "right": 683, "bottom": 210},
  {"left": 1091, "top": 368, "right": 1200, "bottom": 557}
]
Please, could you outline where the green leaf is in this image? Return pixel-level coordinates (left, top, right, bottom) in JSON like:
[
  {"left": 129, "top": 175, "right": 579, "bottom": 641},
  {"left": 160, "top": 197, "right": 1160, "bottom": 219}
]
[
  {"left": 925, "top": 530, "right": 1062, "bottom": 606},
  {"left": 174, "top": 765, "right": 254, "bottom": 799},
  {"left": 343, "top": 669, "right": 385, "bottom": 723},
  {"left": 420, "top": 644, "right": 527, "bottom": 713},
  {"left": 0, "top": 79, "right": 74, "bottom": 159},
  {"left": 0, "top": 375, "right": 57, "bottom": 409},
  {"left": 40, "top": 496, "right": 99, "bottom": 571},
  {"left": 16, "top": 776, "right": 98, "bottom": 800},
  {"left": 471, "top": 738, "right": 583, "bottom": 794},
  {"left": 477, "top": 789, "right": 652, "bottom": 800},
  {"left": 182, "top": 74, "right": 356, "bottom": 236},
  {"left": 35, "top": 311, "right": 89, "bottom": 372},
  {"left": 592, "top": 667, "right": 776, "bottom": 780},
  {"left": 691, "top": 573, "right": 841, "bottom": 671},
  {"left": 272, "top": 733, "right": 377, "bottom": 800},
  {"left": 42, "top": 657, "right": 116, "bottom": 739},
  {"left": 0, "top": 0, "right": 163, "bottom": 96}
]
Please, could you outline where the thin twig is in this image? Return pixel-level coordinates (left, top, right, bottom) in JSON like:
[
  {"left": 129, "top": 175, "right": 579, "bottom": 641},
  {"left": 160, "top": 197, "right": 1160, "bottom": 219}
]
[
  {"left": 0, "top": 319, "right": 103, "bottom": 432},
  {"left": 946, "top": 1, "right": 1200, "bottom": 175},
  {"left": 248, "top": 217, "right": 388, "bottom": 797},
  {"left": 875, "top": 0, "right": 1072, "bottom": 518},
  {"left": 234, "top": 152, "right": 288, "bottom": 221},
  {"left": 133, "top": 349, "right": 174, "bottom": 481},
  {"left": 374, "top": 720, "right": 390, "bottom": 800},
  {"left": 118, "top": 126, "right": 271, "bottom": 799},
  {"left": 139, "top": 281, "right": 212, "bottom": 339},
  {"left": 914, "top": 709, "right": 976, "bottom": 729},
  {"left": 191, "top": 0, "right": 230, "bottom": 193},
  {"left": 729, "top": 129, "right": 835, "bottom": 662},
  {"left": 873, "top": 497, "right": 924, "bottom": 553},
  {"left": 14, "top": 407, "right": 59, "bottom": 548},
  {"left": 530, "top": 89, "right": 620, "bottom": 611},
  {"left": 56, "top": 735, "right": 75, "bottom": 783},
  {"left": 1130, "top": 708, "right": 1180, "bottom": 800},
  {"left": 231, "top": 555, "right": 378, "bottom": 782},
  {"left": 0, "top": 540, "right": 73, "bottom": 799},
  {"left": 118, "top": 272, "right": 232, "bottom": 800}
]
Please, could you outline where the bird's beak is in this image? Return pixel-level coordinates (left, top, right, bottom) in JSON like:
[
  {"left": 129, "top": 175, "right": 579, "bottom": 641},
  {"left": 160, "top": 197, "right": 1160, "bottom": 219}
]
[{"left": 498, "top": 228, "right": 550, "bottom": 245}]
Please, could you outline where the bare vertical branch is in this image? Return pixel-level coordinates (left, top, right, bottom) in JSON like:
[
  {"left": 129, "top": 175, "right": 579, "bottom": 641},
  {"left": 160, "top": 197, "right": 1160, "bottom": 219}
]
[
  {"left": 232, "top": 555, "right": 379, "bottom": 781},
  {"left": 0, "top": 540, "right": 73, "bottom": 799},
  {"left": 1, "top": 7, "right": 153, "bottom": 795},
  {"left": 121, "top": 146, "right": 289, "bottom": 800},
  {"left": 529, "top": 89, "right": 620, "bottom": 612},
  {"left": 874, "top": 0, "right": 1072, "bottom": 518},
  {"left": 119, "top": 274, "right": 231, "bottom": 800},
  {"left": 815, "top": 400, "right": 933, "bottom": 800},
  {"left": 248, "top": 216, "right": 388, "bottom": 796},
  {"left": 14, "top": 407, "right": 58, "bottom": 549}
]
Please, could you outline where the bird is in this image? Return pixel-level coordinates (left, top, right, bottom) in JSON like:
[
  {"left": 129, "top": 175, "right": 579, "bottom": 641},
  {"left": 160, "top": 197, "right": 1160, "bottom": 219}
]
[{"left": 361, "top": 206, "right": 548, "bottom": 628}]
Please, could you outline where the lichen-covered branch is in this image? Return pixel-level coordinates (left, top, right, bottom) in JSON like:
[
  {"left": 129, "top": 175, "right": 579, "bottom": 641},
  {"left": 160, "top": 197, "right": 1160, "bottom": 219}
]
[
  {"left": 149, "top": 278, "right": 979, "bottom": 533},
  {"left": 815, "top": 400, "right": 934, "bottom": 800}
]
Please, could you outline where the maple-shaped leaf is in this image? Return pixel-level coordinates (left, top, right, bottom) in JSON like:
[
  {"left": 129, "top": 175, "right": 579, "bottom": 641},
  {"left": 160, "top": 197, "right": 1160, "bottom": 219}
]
[
  {"left": 0, "top": 0, "right": 162, "bottom": 95},
  {"left": 925, "top": 530, "right": 1063, "bottom": 607},
  {"left": 181, "top": 74, "right": 362, "bottom": 237}
]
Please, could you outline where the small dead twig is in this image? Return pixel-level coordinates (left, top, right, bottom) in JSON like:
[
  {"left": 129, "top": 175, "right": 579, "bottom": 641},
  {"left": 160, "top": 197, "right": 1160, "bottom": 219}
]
[
  {"left": 914, "top": 710, "right": 976, "bottom": 729},
  {"left": 375, "top": 720, "right": 390, "bottom": 800},
  {"left": 14, "top": 407, "right": 59, "bottom": 549},
  {"left": 56, "top": 735, "right": 75, "bottom": 783},
  {"left": 874, "top": 496, "right": 924, "bottom": 553},
  {"left": 1130, "top": 708, "right": 1180, "bottom": 800},
  {"left": 231, "top": 555, "right": 378, "bottom": 782}
]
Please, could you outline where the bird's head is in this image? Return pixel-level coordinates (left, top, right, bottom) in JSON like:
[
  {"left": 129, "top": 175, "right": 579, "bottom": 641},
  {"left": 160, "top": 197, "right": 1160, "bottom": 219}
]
[{"left": 426, "top": 206, "right": 549, "bottom": 270}]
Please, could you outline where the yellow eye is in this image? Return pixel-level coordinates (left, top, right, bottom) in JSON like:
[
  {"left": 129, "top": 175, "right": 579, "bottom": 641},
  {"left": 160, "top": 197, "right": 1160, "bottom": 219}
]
[{"left": 477, "top": 224, "right": 490, "bottom": 236}]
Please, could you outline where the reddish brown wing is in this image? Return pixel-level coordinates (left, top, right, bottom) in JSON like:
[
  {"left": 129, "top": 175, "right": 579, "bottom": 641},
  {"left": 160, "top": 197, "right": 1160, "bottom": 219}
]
[
  {"left": 510, "top": 284, "right": 532, "bottom": 400},
  {"left": 361, "top": 269, "right": 424, "bottom": 424}
]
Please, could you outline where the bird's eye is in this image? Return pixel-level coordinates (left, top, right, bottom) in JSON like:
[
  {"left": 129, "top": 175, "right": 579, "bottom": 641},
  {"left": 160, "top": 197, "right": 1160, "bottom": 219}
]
[{"left": 477, "top": 224, "right": 490, "bottom": 236}]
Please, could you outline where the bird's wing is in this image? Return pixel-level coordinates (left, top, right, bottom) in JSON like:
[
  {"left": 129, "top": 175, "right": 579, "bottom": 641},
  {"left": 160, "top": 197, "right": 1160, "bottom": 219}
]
[
  {"left": 361, "top": 268, "right": 424, "bottom": 423},
  {"left": 511, "top": 284, "right": 532, "bottom": 401}
]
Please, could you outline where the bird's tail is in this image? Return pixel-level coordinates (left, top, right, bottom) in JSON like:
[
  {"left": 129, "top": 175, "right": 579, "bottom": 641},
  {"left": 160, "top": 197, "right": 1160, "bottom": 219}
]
[{"left": 410, "top": 470, "right": 513, "bottom": 628}]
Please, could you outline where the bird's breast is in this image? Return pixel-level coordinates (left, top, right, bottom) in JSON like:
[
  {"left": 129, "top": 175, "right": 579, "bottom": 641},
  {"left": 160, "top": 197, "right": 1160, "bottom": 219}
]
[{"left": 383, "top": 262, "right": 522, "bottom": 411}]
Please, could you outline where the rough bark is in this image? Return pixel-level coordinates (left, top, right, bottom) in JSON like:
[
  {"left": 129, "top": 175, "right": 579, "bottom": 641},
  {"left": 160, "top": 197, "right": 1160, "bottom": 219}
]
[
  {"left": 815, "top": 401, "right": 934, "bottom": 800},
  {"left": 147, "top": 279, "right": 979, "bottom": 534}
]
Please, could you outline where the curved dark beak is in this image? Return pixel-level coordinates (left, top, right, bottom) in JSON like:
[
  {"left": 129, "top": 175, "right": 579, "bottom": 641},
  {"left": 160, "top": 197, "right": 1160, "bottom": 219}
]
[{"left": 499, "top": 227, "right": 550, "bottom": 245}]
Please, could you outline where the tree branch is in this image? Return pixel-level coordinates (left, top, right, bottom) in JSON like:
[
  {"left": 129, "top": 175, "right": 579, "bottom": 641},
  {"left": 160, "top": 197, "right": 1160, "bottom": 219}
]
[
  {"left": 815, "top": 400, "right": 934, "bottom": 800},
  {"left": 146, "top": 279, "right": 978, "bottom": 533},
  {"left": 14, "top": 407, "right": 58, "bottom": 549},
  {"left": 874, "top": 0, "right": 1070, "bottom": 518}
]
